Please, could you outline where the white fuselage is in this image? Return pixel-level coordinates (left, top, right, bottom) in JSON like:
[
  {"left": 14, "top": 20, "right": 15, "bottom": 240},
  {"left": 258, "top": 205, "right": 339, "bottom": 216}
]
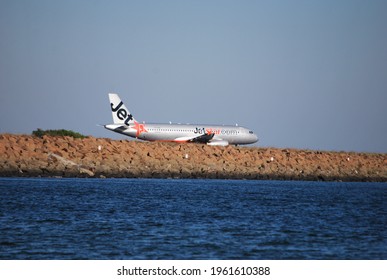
[{"left": 104, "top": 123, "right": 258, "bottom": 146}]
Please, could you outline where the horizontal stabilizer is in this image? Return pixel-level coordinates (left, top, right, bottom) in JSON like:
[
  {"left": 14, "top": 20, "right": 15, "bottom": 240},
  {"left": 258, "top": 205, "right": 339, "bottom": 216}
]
[{"left": 104, "top": 124, "right": 128, "bottom": 133}]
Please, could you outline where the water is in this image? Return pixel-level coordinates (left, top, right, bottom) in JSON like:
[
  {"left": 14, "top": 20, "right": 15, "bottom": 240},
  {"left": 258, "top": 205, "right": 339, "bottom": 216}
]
[{"left": 0, "top": 178, "right": 386, "bottom": 259}]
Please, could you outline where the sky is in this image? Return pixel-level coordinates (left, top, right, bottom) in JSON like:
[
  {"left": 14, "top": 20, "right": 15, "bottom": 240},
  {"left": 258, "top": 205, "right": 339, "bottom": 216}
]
[{"left": 0, "top": 0, "right": 386, "bottom": 153}]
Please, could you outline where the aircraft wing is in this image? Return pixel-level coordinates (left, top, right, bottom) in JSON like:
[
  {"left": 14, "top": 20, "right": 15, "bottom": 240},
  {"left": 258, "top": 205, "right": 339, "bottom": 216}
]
[
  {"left": 174, "top": 133, "right": 215, "bottom": 144},
  {"left": 188, "top": 132, "right": 215, "bottom": 144},
  {"left": 176, "top": 133, "right": 229, "bottom": 145}
]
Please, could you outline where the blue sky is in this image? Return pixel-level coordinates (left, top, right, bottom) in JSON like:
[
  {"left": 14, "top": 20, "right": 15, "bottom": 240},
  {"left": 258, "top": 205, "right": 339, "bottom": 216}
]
[{"left": 0, "top": 0, "right": 386, "bottom": 152}]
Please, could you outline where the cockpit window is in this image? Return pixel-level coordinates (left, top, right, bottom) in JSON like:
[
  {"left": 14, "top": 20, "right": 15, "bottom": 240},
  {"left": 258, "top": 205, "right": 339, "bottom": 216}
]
[{"left": 249, "top": 131, "right": 254, "bottom": 134}]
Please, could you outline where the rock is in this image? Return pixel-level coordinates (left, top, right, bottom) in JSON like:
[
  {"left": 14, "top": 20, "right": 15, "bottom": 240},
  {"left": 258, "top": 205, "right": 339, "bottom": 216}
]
[
  {"left": 0, "top": 134, "right": 386, "bottom": 181},
  {"left": 79, "top": 167, "right": 94, "bottom": 177}
]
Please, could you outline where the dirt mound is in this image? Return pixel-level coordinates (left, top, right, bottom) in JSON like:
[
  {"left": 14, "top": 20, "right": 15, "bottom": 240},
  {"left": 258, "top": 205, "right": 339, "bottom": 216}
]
[{"left": 0, "top": 134, "right": 385, "bottom": 181}]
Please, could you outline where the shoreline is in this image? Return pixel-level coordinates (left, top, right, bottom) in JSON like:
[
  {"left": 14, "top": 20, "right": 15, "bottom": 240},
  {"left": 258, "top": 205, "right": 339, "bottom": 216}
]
[{"left": 0, "top": 134, "right": 386, "bottom": 182}]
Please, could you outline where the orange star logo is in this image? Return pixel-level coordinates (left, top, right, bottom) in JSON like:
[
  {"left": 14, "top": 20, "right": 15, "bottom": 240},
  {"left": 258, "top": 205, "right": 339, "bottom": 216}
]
[{"left": 133, "top": 121, "right": 148, "bottom": 137}]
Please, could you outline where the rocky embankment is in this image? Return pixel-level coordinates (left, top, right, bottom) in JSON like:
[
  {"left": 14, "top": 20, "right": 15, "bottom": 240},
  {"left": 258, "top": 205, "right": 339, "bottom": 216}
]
[{"left": 0, "top": 134, "right": 386, "bottom": 181}]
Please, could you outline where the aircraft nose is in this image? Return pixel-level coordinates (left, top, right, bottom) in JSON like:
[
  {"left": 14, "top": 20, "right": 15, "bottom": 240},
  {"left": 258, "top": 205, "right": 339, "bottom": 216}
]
[{"left": 253, "top": 134, "right": 259, "bottom": 143}]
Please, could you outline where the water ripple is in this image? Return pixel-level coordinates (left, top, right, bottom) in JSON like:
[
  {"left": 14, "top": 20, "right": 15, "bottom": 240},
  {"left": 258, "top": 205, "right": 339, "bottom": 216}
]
[{"left": 0, "top": 178, "right": 386, "bottom": 259}]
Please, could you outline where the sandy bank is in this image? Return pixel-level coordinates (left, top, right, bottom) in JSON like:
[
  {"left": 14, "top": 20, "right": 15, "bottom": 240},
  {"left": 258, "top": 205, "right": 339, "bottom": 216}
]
[{"left": 0, "top": 134, "right": 386, "bottom": 181}]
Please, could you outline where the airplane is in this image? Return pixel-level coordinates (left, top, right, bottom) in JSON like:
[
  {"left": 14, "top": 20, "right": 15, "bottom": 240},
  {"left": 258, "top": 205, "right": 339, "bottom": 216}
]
[{"left": 104, "top": 93, "right": 258, "bottom": 146}]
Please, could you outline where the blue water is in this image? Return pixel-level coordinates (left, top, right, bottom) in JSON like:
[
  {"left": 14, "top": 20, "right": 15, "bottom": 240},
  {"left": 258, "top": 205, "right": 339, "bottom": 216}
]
[{"left": 0, "top": 178, "right": 386, "bottom": 259}]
